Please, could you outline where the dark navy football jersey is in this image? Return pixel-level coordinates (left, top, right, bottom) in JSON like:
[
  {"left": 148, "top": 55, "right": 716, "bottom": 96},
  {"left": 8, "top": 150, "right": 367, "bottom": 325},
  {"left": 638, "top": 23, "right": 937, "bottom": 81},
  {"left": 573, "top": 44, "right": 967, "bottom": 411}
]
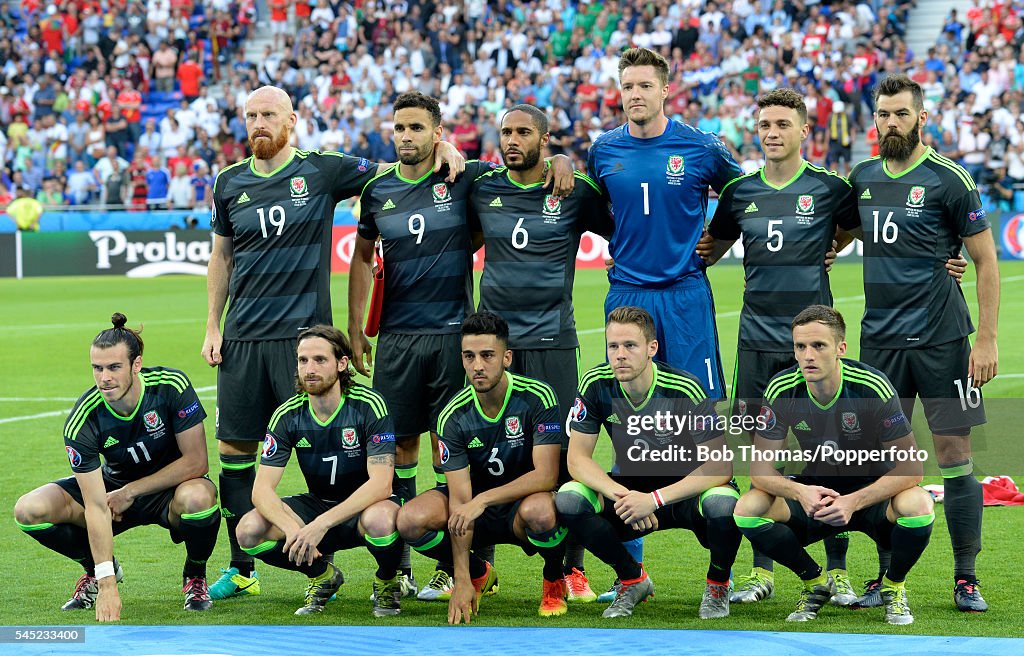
[
  {"left": 437, "top": 373, "right": 563, "bottom": 494},
  {"left": 709, "top": 162, "right": 859, "bottom": 351},
  {"left": 850, "top": 148, "right": 989, "bottom": 348},
  {"left": 262, "top": 385, "right": 395, "bottom": 502},
  {"left": 211, "top": 150, "right": 376, "bottom": 340},
  {"left": 63, "top": 367, "right": 206, "bottom": 487}
]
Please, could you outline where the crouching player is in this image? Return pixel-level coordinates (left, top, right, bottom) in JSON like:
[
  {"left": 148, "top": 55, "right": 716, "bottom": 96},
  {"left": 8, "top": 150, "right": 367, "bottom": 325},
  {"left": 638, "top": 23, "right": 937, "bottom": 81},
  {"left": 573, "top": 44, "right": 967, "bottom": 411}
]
[
  {"left": 235, "top": 325, "right": 403, "bottom": 617},
  {"left": 555, "top": 306, "right": 742, "bottom": 619},
  {"left": 15, "top": 313, "right": 219, "bottom": 620},
  {"left": 734, "top": 305, "right": 934, "bottom": 625},
  {"left": 397, "top": 312, "right": 569, "bottom": 623}
]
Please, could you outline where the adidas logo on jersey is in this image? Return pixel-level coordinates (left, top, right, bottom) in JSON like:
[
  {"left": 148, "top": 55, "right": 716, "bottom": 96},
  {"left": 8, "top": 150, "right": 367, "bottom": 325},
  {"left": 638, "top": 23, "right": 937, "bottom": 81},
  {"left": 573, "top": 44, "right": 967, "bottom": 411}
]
[
  {"left": 103, "top": 436, "right": 119, "bottom": 448},
  {"left": 607, "top": 414, "right": 621, "bottom": 424},
  {"left": 860, "top": 188, "right": 872, "bottom": 200},
  {"left": 236, "top": 192, "right": 251, "bottom": 204},
  {"left": 489, "top": 197, "right": 503, "bottom": 207},
  {"left": 794, "top": 420, "right": 811, "bottom": 431},
  {"left": 744, "top": 202, "right": 758, "bottom": 214},
  {"left": 296, "top": 437, "right": 312, "bottom": 448},
  {"left": 381, "top": 198, "right": 396, "bottom": 211},
  {"left": 467, "top": 436, "right": 485, "bottom": 449}
]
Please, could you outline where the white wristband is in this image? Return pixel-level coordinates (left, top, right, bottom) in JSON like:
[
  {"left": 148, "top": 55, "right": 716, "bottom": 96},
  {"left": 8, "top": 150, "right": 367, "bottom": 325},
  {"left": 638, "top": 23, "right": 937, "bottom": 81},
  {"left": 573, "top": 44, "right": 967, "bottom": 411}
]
[{"left": 95, "top": 561, "right": 116, "bottom": 580}]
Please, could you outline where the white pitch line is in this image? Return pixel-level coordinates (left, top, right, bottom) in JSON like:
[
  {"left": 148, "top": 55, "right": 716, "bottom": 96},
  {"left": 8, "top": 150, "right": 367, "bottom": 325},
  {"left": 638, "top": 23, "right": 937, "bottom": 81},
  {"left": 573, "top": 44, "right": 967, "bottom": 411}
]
[{"left": 0, "top": 410, "right": 70, "bottom": 425}]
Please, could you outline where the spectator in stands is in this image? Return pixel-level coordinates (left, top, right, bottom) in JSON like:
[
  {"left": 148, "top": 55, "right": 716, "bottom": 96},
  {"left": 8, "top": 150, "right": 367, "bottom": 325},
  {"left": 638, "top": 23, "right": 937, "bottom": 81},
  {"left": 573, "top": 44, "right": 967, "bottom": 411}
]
[
  {"left": 168, "top": 161, "right": 194, "bottom": 210},
  {"left": 66, "top": 159, "right": 97, "bottom": 205},
  {"left": 145, "top": 160, "right": 170, "bottom": 210},
  {"left": 102, "top": 157, "right": 127, "bottom": 209},
  {"left": 151, "top": 41, "right": 178, "bottom": 93},
  {"left": 6, "top": 185, "right": 43, "bottom": 231},
  {"left": 177, "top": 54, "right": 204, "bottom": 102}
]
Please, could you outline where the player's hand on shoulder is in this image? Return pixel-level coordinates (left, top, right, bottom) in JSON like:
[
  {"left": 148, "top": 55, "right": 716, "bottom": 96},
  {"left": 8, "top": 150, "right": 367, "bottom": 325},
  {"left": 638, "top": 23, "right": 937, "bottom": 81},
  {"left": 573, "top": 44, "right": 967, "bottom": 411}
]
[
  {"left": 448, "top": 583, "right": 478, "bottom": 625},
  {"left": 946, "top": 251, "right": 968, "bottom": 283},
  {"left": 545, "top": 154, "right": 575, "bottom": 198},
  {"left": 434, "top": 141, "right": 465, "bottom": 182},
  {"left": 201, "top": 328, "right": 223, "bottom": 367},
  {"left": 349, "top": 330, "right": 374, "bottom": 377}
]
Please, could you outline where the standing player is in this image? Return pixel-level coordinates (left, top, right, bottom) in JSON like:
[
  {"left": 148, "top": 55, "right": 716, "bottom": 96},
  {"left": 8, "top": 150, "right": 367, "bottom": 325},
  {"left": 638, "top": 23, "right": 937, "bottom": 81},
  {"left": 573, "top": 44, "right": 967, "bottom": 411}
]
[
  {"left": 349, "top": 92, "right": 574, "bottom": 600},
  {"left": 587, "top": 47, "right": 741, "bottom": 395},
  {"left": 556, "top": 306, "right": 742, "bottom": 620},
  {"left": 234, "top": 325, "right": 403, "bottom": 617},
  {"left": 846, "top": 75, "right": 999, "bottom": 611},
  {"left": 396, "top": 312, "right": 570, "bottom": 623},
  {"left": 586, "top": 48, "right": 741, "bottom": 595},
  {"left": 202, "top": 85, "right": 463, "bottom": 600},
  {"left": 469, "top": 104, "right": 613, "bottom": 602},
  {"left": 734, "top": 305, "right": 934, "bottom": 625},
  {"left": 15, "top": 314, "right": 220, "bottom": 621},
  {"left": 702, "top": 88, "right": 861, "bottom": 606}
]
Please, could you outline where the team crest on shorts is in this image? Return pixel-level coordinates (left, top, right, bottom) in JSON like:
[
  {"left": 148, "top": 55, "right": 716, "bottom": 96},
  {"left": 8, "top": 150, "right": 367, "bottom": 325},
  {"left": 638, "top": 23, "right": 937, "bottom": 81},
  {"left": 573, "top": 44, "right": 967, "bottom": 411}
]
[
  {"left": 143, "top": 410, "right": 163, "bottom": 431},
  {"left": 907, "top": 185, "right": 926, "bottom": 207},
  {"left": 505, "top": 416, "right": 523, "bottom": 439},
  {"left": 432, "top": 183, "right": 450, "bottom": 203},
  {"left": 796, "top": 194, "right": 815, "bottom": 215},
  {"left": 290, "top": 176, "right": 309, "bottom": 197},
  {"left": 342, "top": 427, "right": 358, "bottom": 448}
]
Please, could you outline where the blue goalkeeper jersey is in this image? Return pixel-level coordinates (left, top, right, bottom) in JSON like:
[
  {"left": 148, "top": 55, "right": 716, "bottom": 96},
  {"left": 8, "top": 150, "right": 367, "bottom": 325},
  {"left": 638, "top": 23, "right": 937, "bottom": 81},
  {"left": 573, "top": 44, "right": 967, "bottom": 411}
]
[{"left": 587, "top": 120, "right": 741, "bottom": 287}]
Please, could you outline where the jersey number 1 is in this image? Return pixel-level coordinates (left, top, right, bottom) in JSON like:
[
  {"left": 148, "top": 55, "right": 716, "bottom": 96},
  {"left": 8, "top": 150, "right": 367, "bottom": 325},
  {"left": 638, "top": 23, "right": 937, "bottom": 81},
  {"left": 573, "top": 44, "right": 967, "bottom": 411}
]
[{"left": 640, "top": 183, "right": 650, "bottom": 216}]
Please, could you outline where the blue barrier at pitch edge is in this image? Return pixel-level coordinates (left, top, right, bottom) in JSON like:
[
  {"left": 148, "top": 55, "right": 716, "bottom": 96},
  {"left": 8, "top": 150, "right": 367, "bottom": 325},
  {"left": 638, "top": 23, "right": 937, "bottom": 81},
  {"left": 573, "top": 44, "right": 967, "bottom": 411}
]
[
  {"left": 5, "top": 625, "right": 1023, "bottom": 656},
  {"left": 0, "top": 207, "right": 358, "bottom": 233}
]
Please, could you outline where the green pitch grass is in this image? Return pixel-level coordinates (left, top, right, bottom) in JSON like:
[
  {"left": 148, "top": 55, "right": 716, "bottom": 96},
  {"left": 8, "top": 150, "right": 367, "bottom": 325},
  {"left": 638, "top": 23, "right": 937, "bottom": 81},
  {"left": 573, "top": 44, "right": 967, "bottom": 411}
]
[{"left": 1, "top": 260, "right": 1022, "bottom": 634}]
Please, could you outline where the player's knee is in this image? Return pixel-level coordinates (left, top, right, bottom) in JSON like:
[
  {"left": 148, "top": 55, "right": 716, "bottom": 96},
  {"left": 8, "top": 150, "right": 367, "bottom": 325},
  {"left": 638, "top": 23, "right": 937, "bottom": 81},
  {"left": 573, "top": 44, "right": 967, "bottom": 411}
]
[
  {"left": 734, "top": 489, "right": 772, "bottom": 518},
  {"left": 700, "top": 489, "right": 738, "bottom": 519},
  {"left": 175, "top": 480, "right": 218, "bottom": 514},
  {"left": 518, "top": 494, "right": 557, "bottom": 532},
  {"left": 892, "top": 487, "right": 934, "bottom": 519},
  {"left": 396, "top": 502, "right": 430, "bottom": 540},
  {"left": 555, "top": 482, "right": 598, "bottom": 518},
  {"left": 234, "top": 510, "right": 265, "bottom": 549},
  {"left": 13, "top": 490, "right": 53, "bottom": 525},
  {"left": 361, "top": 501, "right": 399, "bottom": 537}
]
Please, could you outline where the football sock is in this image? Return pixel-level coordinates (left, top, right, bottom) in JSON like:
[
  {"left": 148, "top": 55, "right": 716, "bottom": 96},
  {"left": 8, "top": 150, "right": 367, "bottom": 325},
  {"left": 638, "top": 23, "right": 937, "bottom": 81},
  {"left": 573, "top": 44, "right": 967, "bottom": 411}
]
[
  {"left": 477, "top": 543, "right": 495, "bottom": 566},
  {"left": 220, "top": 453, "right": 257, "bottom": 575},
  {"left": 433, "top": 465, "right": 447, "bottom": 487},
  {"left": 886, "top": 513, "right": 934, "bottom": 583},
  {"left": 242, "top": 539, "right": 327, "bottom": 578},
  {"left": 700, "top": 489, "right": 742, "bottom": 583},
  {"left": 409, "top": 529, "right": 451, "bottom": 564},
  {"left": 942, "top": 461, "right": 983, "bottom": 580},
  {"left": 527, "top": 525, "right": 568, "bottom": 582},
  {"left": 735, "top": 516, "right": 821, "bottom": 581},
  {"left": 18, "top": 521, "right": 93, "bottom": 571},
  {"left": 556, "top": 484, "right": 641, "bottom": 582},
  {"left": 876, "top": 546, "right": 892, "bottom": 581},
  {"left": 178, "top": 504, "right": 221, "bottom": 579},
  {"left": 824, "top": 532, "right": 850, "bottom": 572},
  {"left": 624, "top": 536, "right": 643, "bottom": 563},
  {"left": 365, "top": 530, "right": 403, "bottom": 581},
  {"left": 751, "top": 548, "right": 775, "bottom": 572},
  {"left": 393, "top": 462, "right": 417, "bottom": 576},
  {"left": 563, "top": 535, "right": 586, "bottom": 575}
]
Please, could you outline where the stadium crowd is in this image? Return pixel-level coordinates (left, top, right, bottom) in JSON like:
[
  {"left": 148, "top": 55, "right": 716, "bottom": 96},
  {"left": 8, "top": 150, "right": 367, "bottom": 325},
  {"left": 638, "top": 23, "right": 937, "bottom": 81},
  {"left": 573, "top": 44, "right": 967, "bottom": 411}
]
[{"left": 1, "top": 0, "right": 1023, "bottom": 214}]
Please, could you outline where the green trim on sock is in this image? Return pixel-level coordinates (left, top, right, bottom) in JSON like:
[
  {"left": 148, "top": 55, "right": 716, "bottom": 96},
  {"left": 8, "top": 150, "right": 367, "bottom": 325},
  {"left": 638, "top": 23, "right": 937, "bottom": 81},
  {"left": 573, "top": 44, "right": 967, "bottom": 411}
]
[
  {"left": 804, "top": 572, "right": 827, "bottom": 589},
  {"left": 558, "top": 481, "right": 601, "bottom": 513},
  {"left": 527, "top": 526, "right": 568, "bottom": 548},
  {"left": 395, "top": 464, "right": 418, "bottom": 478},
  {"left": 412, "top": 530, "right": 445, "bottom": 552},
  {"left": 833, "top": 531, "right": 851, "bottom": 539},
  {"left": 16, "top": 521, "right": 54, "bottom": 531},
  {"left": 698, "top": 485, "right": 740, "bottom": 516},
  {"left": 220, "top": 459, "right": 257, "bottom": 470},
  {"left": 940, "top": 460, "right": 973, "bottom": 478},
  {"left": 434, "top": 472, "right": 447, "bottom": 484},
  {"left": 881, "top": 576, "right": 905, "bottom": 589},
  {"left": 241, "top": 540, "right": 279, "bottom": 556},
  {"left": 896, "top": 512, "right": 935, "bottom": 528},
  {"left": 181, "top": 504, "right": 221, "bottom": 521},
  {"left": 365, "top": 530, "right": 400, "bottom": 547},
  {"left": 734, "top": 515, "right": 774, "bottom": 529}
]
